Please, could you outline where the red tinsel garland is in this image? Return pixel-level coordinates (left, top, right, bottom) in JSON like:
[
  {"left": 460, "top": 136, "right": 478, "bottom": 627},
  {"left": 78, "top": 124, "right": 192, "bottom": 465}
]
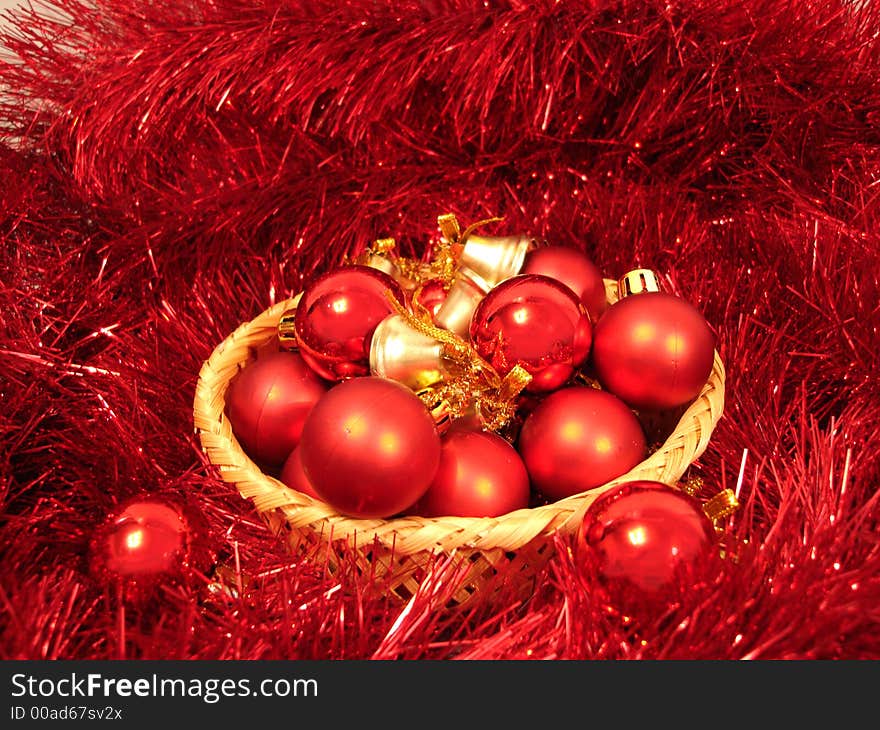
[{"left": 1, "top": 0, "right": 879, "bottom": 659}]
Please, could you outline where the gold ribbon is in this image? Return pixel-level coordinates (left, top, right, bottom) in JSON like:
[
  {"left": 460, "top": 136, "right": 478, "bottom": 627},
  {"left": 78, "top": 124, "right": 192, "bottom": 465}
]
[
  {"left": 371, "top": 237, "right": 397, "bottom": 255},
  {"left": 385, "top": 290, "right": 531, "bottom": 431}
]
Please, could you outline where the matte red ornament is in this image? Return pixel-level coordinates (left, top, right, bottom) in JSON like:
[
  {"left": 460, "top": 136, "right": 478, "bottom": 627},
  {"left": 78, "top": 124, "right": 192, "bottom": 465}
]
[
  {"left": 225, "top": 350, "right": 327, "bottom": 466},
  {"left": 91, "top": 501, "right": 193, "bottom": 592},
  {"left": 592, "top": 292, "right": 716, "bottom": 411},
  {"left": 469, "top": 275, "right": 592, "bottom": 393},
  {"left": 294, "top": 265, "right": 406, "bottom": 381},
  {"left": 298, "top": 376, "right": 442, "bottom": 518},
  {"left": 518, "top": 387, "right": 647, "bottom": 501},
  {"left": 576, "top": 480, "right": 717, "bottom": 594},
  {"left": 522, "top": 246, "right": 607, "bottom": 324},
  {"left": 279, "top": 445, "right": 320, "bottom": 499},
  {"left": 413, "top": 430, "right": 530, "bottom": 518}
]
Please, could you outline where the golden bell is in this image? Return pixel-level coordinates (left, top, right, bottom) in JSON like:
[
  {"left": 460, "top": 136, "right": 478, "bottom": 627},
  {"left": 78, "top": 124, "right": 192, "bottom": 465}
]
[
  {"left": 432, "top": 266, "right": 491, "bottom": 337},
  {"left": 458, "top": 234, "right": 536, "bottom": 289},
  {"left": 369, "top": 314, "right": 456, "bottom": 390},
  {"left": 356, "top": 252, "right": 400, "bottom": 279},
  {"left": 617, "top": 268, "right": 660, "bottom": 299}
]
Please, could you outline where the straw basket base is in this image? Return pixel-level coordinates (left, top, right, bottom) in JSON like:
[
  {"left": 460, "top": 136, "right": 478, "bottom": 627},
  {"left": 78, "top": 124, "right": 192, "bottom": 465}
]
[{"left": 194, "top": 281, "right": 725, "bottom": 607}]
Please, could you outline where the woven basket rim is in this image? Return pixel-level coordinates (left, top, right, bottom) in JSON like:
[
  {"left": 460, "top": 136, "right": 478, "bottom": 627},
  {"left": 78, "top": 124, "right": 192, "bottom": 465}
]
[{"left": 193, "top": 280, "right": 725, "bottom": 555}]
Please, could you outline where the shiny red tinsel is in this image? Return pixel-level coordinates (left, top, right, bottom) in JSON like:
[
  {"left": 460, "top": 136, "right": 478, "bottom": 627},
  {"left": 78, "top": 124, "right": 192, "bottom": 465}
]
[{"left": 1, "top": 0, "right": 879, "bottom": 659}]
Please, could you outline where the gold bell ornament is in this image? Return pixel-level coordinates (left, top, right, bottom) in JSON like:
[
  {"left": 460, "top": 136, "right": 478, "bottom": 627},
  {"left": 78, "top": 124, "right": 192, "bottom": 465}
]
[{"left": 432, "top": 214, "right": 539, "bottom": 336}]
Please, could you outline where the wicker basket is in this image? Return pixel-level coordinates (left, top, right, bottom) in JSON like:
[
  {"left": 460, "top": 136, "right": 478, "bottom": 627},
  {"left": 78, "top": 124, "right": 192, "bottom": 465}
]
[{"left": 193, "top": 280, "right": 725, "bottom": 605}]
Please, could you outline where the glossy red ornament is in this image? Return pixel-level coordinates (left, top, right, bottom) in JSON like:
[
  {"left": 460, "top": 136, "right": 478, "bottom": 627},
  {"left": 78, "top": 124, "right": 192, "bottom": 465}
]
[
  {"left": 298, "top": 376, "right": 442, "bottom": 518},
  {"left": 592, "top": 291, "right": 715, "bottom": 411},
  {"left": 413, "top": 430, "right": 530, "bottom": 518},
  {"left": 414, "top": 279, "right": 448, "bottom": 319},
  {"left": 518, "top": 387, "right": 646, "bottom": 501},
  {"left": 576, "top": 480, "right": 716, "bottom": 594},
  {"left": 279, "top": 445, "right": 320, "bottom": 499},
  {"left": 91, "top": 500, "right": 196, "bottom": 596},
  {"left": 225, "top": 350, "right": 327, "bottom": 466},
  {"left": 294, "top": 265, "right": 406, "bottom": 381},
  {"left": 469, "top": 275, "right": 592, "bottom": 393},
  {"left": 522, "top": 246, "right": 607, "bottom": 323}
]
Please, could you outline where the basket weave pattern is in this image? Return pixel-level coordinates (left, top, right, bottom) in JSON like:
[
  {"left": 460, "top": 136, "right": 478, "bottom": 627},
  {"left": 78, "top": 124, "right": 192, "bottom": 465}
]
[{"left": 193, "top": 281, "right": 725, "bottom": 604}]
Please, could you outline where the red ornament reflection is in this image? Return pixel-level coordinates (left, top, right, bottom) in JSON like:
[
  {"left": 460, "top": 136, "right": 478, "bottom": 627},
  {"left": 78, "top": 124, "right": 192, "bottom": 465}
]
[
  {"left": 414, "top": 279, "right": 449, "bottom": 319},
  {"left": 294, "top": 265, "right": 406, "bottom": 381},
  {"left": 470, "top": 275, "right": 592, "bottom": 393},
  {"left": 97, "top": 501, "right": 189, "bottom": 581},
  {"left": 576, "top": 480, "right": 717, "bottom": 594}
]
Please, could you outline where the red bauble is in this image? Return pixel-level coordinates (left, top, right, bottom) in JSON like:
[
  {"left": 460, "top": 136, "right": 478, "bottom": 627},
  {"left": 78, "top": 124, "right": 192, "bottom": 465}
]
[
  {"left": 576, "top": 480, "right": 716, "bottom": 594},
  {"left": 226, "top": 350, "right": 327, "bottom": 466},
  {"left": 469, "top": 274, "right": 592, "bottom": 393},
  {"left": 414, "top": 278, "right": 448, "bottom": 319},
  {"left": 294, "top": 265, "right": 406, "bottom": 381},
  {"left": 91, "top": 500, "right": 203, "bottom": 597},
  {"left": 591, "top": 292, "right": 715, "bottom": 411},
  {"left": 279, "top": 445, "right": 320, "bottom": 499},
  {"left": 521, "top": 246, "right": 607, "bottom": 323},
  {"left": 413, "top": 430, "right": 530, "bottom": 518},
  {"left": 298, "top": 376, "right": 442, "bottom": 518},
  {"left": 518, "top": 387, "right": 646, "bottom": 501}
]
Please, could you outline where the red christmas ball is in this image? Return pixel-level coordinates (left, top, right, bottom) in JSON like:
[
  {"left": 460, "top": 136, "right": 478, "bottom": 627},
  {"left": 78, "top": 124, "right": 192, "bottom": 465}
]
[
  {"left": 522, "top": 246, "right": 607, "bottom": 324},
  {"left": 413, "top": 430, "right": 530, "bottom": 518},
  {"left": 518, "top": 387, "right": 646, "bottom": 501},
  {"left": 226, "top": 350, "right": 327, "bottom": 466},
  {"left": 592, "top": 292, "right": 715, "bottom": 411},
  {"left": 576, "top": 480, "right": 716, "bottom": 594},
  {"left": 414, "top": 279, "right": 448, "bottom": 319},
  {"left": 279, "top": 445, "right": 320, "bottom": 499},
  {"left": 470, "top": 274, "right": 592, "bottom": 393},
  {"left": 294, "top": 265, "right": 406, "bottom": 381},
  {"left": 90, "top": 500, "right": 208, "bottom": 598},
  {"left": 298, "top": 377, "right": 442, "bottom": 518}
]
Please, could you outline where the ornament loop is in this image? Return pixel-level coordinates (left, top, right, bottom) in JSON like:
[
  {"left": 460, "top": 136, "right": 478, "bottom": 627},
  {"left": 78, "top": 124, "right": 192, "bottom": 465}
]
[
  {"left": 617, "top": 268, "right": 660, "bottom": 299},
  {"left": 702, "top": 488, "right": 740, "bottom": 527}
]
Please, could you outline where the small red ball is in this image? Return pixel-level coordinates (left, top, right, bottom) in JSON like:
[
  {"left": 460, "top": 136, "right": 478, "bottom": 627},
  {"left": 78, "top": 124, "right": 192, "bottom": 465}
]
[
  {"left": 92, "top": 500, "right": 191, "bottom": 587},
  {"left": 518, "top": 387, "right": 646, "bottom": 501},
  {"left": 298, "top": 377, "right": 442, "bottom": 518},
  {"left": 592, "top": 292, "right": 715, "bottom": 411},
  {"left": 295, "top": 265, "right": 406, "bottom": 381},
  {"left": 522, "top": 246, "right": 607, "bottom": 323},
  {"left": 576, "top": 480, "right": 716, "bottom": 594},
  {"left": 226, "top": 350, "right": 327, "bottom": 466},
  {"left": 414, "top": 279, "right": 448, "bottom": 319},
  {"left": 279, "top": 445, "right": 320, "bottom": 499},
  {"left": 414, "top": 430, "right": 530, "bottom": 518},
  {"left": 470, "top": 274, "right": 592, "bottom": 393}
]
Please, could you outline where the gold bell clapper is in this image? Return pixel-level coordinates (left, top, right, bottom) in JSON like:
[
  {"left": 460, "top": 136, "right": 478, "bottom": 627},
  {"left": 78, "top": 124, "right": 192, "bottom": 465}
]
[{"left": 369, "top": 313, "right": 459, "bottom": 390}]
